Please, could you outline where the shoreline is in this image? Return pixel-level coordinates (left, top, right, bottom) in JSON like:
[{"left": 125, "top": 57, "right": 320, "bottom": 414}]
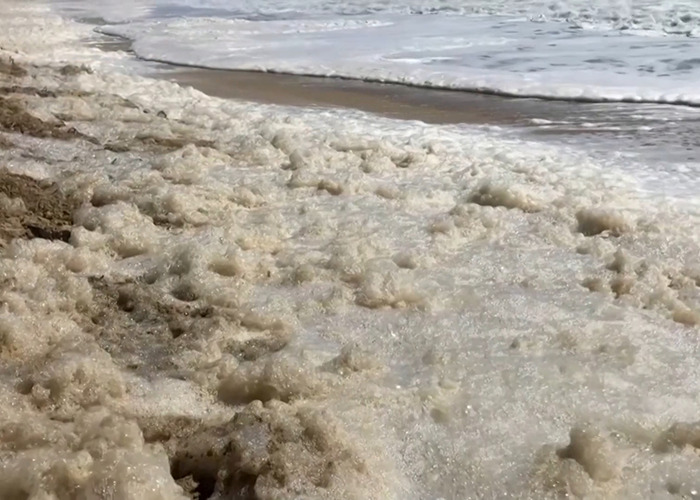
[
  {"left": 96, "top": 33, "right": 538, "bottom": 126},
  {"left": 95, "top": 35, "right": 700, "bottom": 169}
]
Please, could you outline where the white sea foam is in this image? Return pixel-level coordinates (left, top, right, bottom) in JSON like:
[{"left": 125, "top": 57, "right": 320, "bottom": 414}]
[
  {"left": 1, "top": 1, "right": 700, "bottom": 499},
  {"left": 51, "top": 0, "right": 700, "bottom": 33}
]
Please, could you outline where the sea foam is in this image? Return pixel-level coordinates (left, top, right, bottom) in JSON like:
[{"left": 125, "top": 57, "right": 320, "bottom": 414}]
[{"left": 0, "top": 2, "right": 699, "bottom": 499}]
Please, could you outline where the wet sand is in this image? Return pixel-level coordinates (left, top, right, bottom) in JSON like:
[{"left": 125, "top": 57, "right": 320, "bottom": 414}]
[{"left": 157, "top": 67, "right": 535, "bottom": 126}]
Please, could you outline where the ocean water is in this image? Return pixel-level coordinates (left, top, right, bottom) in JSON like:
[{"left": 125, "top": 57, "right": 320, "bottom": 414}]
[
  {"left": 53, "top": 0, "right": 700, "bottom": 105},
  {"left": 0, "top": 1, "right": 698, "bottom": 499}
]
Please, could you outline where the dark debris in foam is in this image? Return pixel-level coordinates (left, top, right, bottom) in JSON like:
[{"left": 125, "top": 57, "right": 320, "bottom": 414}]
[
  {"left": 0, "top": 57, "right": 217, "bottom": 158},
  {"left": 0, "top": 95, "right": 93, "bottom": 142},
  {"left": 0, "top": 170, "right": 77, "bottom": 247},
  {"left": 0, "top": 57, "right": 27, "bottom": 78}
]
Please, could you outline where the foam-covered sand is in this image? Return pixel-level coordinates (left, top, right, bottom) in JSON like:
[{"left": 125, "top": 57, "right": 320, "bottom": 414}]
[{"left": 1, "top": 3, "right": 700, "bottom": 499}]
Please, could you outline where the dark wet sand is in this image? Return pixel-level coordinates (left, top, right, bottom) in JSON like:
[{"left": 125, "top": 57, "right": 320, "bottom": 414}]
[{"left": 158, "top": 68, "right": 536, "bottom": 126}]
